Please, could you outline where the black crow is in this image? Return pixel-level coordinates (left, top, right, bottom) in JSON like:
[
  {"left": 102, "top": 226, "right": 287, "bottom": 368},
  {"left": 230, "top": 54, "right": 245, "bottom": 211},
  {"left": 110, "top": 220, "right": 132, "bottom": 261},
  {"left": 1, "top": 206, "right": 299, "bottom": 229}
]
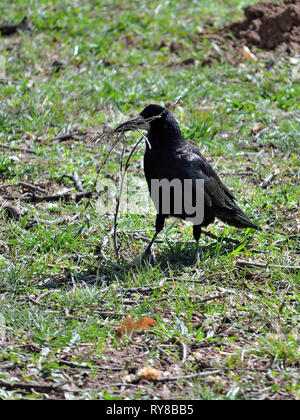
[{"left": 115, "top": 104, "right": 259, "bottom": 263}]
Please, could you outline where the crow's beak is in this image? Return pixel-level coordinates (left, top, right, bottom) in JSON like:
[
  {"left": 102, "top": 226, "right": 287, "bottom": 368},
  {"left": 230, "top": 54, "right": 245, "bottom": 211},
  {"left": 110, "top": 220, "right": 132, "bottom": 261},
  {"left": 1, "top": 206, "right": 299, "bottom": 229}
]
[{"left": 114, "top": 115, "right": 150, "bottom": 133}]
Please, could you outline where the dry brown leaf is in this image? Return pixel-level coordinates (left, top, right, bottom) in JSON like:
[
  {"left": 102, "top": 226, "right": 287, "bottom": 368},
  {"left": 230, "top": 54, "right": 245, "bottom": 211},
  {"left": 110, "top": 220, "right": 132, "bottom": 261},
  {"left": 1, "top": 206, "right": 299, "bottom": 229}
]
[
  {"left": 116, "top": 315, "right": 135, "bottom": 335},
  {"left": 116, "top": 315, "right": 157, "bottom": 336},
  {"left": 135, "top": 316, "right": 157, "bottom": 329}
]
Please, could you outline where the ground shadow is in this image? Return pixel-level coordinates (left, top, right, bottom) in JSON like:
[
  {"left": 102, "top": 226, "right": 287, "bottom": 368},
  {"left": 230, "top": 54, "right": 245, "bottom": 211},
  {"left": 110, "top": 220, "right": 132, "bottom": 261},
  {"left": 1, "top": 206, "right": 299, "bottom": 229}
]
[{"left": 155, "top": 238, "right": 239, "bottom": 267}]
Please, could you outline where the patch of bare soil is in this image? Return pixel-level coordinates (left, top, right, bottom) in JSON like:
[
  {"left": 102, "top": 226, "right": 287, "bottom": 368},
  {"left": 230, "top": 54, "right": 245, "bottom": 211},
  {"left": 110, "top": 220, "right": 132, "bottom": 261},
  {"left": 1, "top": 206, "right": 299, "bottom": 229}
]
[
  {"left": 1, "top": 339, "right": 297, "bottom": 400},
  {"left": 228, "top": 0, "right": 300, "bottom": 52},
  {"left": 196, "top": 0, "right": 300, "bottom": 66}
]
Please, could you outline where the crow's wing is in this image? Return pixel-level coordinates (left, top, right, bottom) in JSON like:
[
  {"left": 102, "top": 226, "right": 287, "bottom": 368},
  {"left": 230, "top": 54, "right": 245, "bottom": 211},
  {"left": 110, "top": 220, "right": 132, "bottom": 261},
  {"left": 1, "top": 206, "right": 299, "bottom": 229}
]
[
  {"left": 186, "top": 143, "right": 235, "bottom": 198},
  {"left": 176, "top": 143, "right": 234, "bottom": 208},
  {"left": 176, "top": 143, "right": 258, "bottom": 229}
]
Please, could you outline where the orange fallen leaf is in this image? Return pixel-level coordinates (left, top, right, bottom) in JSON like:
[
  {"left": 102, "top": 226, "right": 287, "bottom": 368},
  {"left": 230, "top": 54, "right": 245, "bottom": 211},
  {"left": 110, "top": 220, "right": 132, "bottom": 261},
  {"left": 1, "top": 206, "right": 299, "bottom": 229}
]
[
  {"left": 135, "top": 316, "right": 157, "bottom": 329},
  {"left": 116, "top": 315, "right": 157, "bottom": 336},
  {"left": 116, "top": 315, "right": 135, "bottom": 335}
]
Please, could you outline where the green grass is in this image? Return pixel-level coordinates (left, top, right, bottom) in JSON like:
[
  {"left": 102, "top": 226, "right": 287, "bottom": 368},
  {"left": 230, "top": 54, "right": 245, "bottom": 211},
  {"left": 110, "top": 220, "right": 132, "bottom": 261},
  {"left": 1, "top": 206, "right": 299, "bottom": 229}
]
[{"left": 0, "top": 0, "right": 299, "bottom": 400}]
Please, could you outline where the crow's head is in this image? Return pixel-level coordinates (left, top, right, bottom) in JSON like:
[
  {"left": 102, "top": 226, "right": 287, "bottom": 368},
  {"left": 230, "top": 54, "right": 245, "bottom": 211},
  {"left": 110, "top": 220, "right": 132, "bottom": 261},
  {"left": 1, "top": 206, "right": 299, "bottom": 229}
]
[
  {"left": 114, "top": 104, "right": 168, "bottom": 133},
  {"left": 140, "top": 104, "right": 167, "bottom": 122},
  {"left": 115, "top": 104, "right": 182, "bottom": 149}
]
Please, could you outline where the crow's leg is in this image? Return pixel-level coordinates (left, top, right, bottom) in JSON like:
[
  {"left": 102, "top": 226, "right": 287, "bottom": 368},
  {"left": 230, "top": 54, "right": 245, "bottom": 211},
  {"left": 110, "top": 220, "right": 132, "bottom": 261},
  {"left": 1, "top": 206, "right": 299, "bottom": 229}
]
[
  {"left": 193, "top": 225, "right": 202, "bottom": 264},
  {"left": 142, "top": 214, "right": 165, "bottom": 264}
]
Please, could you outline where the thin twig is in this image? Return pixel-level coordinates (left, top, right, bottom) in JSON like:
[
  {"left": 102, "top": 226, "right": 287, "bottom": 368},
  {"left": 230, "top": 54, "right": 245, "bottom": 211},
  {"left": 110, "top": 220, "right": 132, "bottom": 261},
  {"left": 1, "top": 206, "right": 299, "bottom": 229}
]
[
  {"left": 181, "top": 341, "right": 187, "bottom": 364},
  {"left": 49, "top": 131, "right": 87, "bottom": 142},
  {"left": 37, "top": 212, "right": 81, "bottom": 226},
  {"left": 259, "top": 172, "right": 276, "bottom": 188},
  {"left": 26, "top": 293, "right": 48, "bottom": 307},
  {"left": 35, "top": 290, "right": 59, "bottom": 302},
  {"left": 0, "top": 143, "right": 36, "bottom": 154},
  {"left": 1, "top": 205, "right": 26, "bottom": 219},
  {"left": 24, "top": 190, "right": 93, "bottom": 203},
  {"left": 113, "top": 142, "right": 126, "bottom": 258},
  {"left": 137, "top": 128, "right": 151, "bottom": 149},
  {"left": 163, "top": 271, "right": 231, "bottom": 284},
  {"left": 99, "top": 228, "right": 125, "bottom": 270},
  {"left": 156, "top": 369, "right": 222, "bottom": 382},
  {"left": 63, "top": 171, "right": 85, "bottom": 192},
  {"left": 0, "top": 378, "right": 63, "bottom": 392},
  {"left": 65, "top": 382, "right": 139, "bottom": 393},
  {"left": 112, "top": 135, "right": 145, "bottom": 259},
  {"left": 236, "top": 259, "right": 300, "bottom": 272},
  {"left": 59, "top": 359, "right": 124, "bottom": 371},
  {"left": 18, "top": 181, "right": 47, "bottom": 194},
  {"left": 83, "top": 134, "right": 121, "bottom": 211}
]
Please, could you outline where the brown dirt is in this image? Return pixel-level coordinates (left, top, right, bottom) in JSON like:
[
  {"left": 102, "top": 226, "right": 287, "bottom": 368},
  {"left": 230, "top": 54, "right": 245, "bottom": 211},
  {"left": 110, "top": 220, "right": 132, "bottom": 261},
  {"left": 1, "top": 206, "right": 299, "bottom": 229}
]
[
  {"left": 227, "top": 0, "right": 300, "bottom": 52},
  {"left": 195, "top": 0, "right": 300, "bottom": 66}
]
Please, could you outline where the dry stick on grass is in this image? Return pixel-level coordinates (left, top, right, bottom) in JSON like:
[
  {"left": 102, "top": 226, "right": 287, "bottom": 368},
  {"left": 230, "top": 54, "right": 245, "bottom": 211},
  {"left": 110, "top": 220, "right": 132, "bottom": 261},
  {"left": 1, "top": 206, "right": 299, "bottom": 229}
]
[
  {"left": 156, "top": 369, "right": 222, "bottom": 383},
  {"left": 58, "top": 359, "right": 124, "bottom": 372},
  {"left": 63, "top": 382, "right": 140, "bottom": 394},
  {"left": 1, "top": 204, "right": 27, "bottom": 219},
  {"left": 49, "top": 130, "right": 88, "bottom": 143},
  {"left": 181, "top": 341, "right": 187, "bottom": 364},
  {"left": 163, "top": 293, "right": 229, "bottom": 304},
  {"left": 99, "top": 228, "right": 124, "bottom": 271},
  {"left": 3, "top": 180, "right": 92, "bottom": 204},
  {"left": 24, "top": 190, "right": 93, "bottom": 203},
  {"left": 236, "top": 259, "right": 300, "bottom": 272},
  {"left": 62, "top": 171, "right": 85, "bottom": 192},
  {"left": 71, "top": 171, "right": 85, "bottom": 192},
  {"left": 26, "top": 293, "right": 49, "bottom": 307},
  {"left": 2, "top": 199, "right": 81, "bottom": 227},
  {"left": 61, "top": 370, "right": 223, "bottom": 394},
  {"left": 39, "top": 212, "right": 81, "bottom": 226},
  {"left": 18, "top": 181, "right": 47, "bottom": 195},
  {"left": 163, "top": 271, "right": 232, "bottom": 284},
  {"left": 7, "top": 169, "right": 90, "bottom": 204},
  {"left": 0, "top": 378, "right": 63, "bottom": 393},
  {"left": 259, "top": 172, "right": 276, "bottom": 188},
  {"left": 12, "top": 368, "right": 222, "bottom": 395},
  {"left": 0, "top": 143, "right": 36, "bottom": 155}
]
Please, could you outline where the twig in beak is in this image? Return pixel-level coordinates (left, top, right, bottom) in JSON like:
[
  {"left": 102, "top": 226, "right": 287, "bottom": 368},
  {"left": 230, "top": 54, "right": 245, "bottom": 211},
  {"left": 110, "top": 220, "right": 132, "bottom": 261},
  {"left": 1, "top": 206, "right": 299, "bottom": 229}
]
[
  {"left": 112, "top": 135, "right": 145, "bottom": 260},
  {"left": 137, "top": 129, "right": 151, "bottom": 149},
  {"left": 113, "top": 142, "right": 126, "bottom": 258}
]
